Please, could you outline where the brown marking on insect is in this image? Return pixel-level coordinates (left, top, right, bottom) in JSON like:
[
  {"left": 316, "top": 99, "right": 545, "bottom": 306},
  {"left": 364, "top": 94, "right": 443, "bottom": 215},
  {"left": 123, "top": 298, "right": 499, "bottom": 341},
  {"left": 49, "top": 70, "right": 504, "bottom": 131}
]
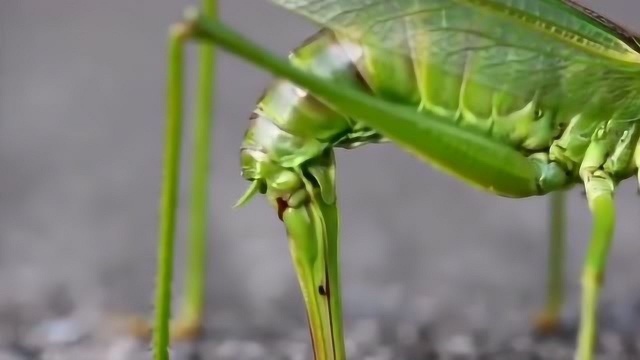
[
  {"left": 318, "top": 285, "right": 327, "bottom": 296},
  {"left": 276, "top": 197, "right": 288, "bottom": 221}
]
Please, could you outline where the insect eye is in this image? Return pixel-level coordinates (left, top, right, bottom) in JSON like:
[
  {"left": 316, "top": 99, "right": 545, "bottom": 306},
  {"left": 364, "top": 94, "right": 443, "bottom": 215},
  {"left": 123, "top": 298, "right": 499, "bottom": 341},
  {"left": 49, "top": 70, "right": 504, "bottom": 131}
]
[{"left": 534, "top": 109, "right": 544, "bottom": 120}]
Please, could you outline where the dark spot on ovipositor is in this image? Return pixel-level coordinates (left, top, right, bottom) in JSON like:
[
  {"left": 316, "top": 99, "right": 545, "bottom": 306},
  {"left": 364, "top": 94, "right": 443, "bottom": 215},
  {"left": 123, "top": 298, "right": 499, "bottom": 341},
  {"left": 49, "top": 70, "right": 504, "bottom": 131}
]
[
  {"left": 276, "top": 198, "right": 288, "bottom": 221},
  {"left": 318, "top": 285, "right": 327, "bottom": 296}
]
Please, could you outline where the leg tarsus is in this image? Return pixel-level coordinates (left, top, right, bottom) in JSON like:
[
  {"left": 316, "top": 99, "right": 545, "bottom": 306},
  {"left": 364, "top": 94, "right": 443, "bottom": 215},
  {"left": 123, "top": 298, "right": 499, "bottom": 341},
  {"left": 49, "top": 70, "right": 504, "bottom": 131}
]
[
  {"left": 171, "top": 317, "right": 204, "bottom": 342},
  {"left": 108, "top": 314, "right": 152, "bottom": 341},
  {"left": 532, "top": 312, "right": 563, "bottom": 337},
  {"left": 111, "top": 314, "right": 203, "bottom": 343}
]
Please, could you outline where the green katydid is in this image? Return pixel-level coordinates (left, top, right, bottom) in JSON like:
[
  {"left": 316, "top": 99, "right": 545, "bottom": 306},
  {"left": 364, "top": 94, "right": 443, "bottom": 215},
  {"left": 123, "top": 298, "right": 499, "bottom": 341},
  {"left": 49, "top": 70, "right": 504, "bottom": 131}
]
[{"left": 149, "top": 1, "right": 640, "bottom": 359}]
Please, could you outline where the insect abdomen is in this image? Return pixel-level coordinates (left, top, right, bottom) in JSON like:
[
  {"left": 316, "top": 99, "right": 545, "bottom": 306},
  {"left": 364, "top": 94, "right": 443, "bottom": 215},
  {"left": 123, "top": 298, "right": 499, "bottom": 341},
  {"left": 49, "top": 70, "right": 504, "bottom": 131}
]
[
  {"left": 242, "top": 27, "right": 640, "bottom": 187},
  {"left": 338, "top": 30, "right": 562, "bottom": 152}
]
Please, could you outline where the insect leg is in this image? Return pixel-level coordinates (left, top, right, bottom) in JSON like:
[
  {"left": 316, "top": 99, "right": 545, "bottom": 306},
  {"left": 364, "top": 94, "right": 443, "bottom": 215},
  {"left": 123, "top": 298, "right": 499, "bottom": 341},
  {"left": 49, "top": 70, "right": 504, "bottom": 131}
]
[
  {"left": 120, "top": 3, "right": 218, "bottom": 351},
  {"left": 533, "top": 190, "right": 567, "bottom": 335},
  {"left": 576, "top": 175, "right": 614, "bottom": 360},
  {"left": 173, "top": 0, "right": 218, "bottom": 343},
  {"left": 574, "top": 138, "right": 616, "bottom": 360},
  {"left": 150, "top": 24, "right": 189, "bottom": 360}
]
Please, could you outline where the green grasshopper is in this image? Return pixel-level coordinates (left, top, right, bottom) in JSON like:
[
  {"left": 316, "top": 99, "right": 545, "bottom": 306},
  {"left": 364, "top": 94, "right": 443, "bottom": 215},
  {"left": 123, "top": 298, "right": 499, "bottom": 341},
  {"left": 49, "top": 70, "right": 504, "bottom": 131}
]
[{"left": 150, "top": 1, "right": 640, "bottom": 360}]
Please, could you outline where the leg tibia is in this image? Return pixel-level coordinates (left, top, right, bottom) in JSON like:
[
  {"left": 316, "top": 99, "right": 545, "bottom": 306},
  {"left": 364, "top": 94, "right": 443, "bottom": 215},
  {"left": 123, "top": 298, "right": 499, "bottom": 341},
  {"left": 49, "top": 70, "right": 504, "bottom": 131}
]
[
  {"left": 575, "top": 171, "right": 616, "bottom": 360},
  {"left": 175, "top": 1, "right": 217, "bottom": 341},
  {"left": 152, "top": 26, "right": 188, "bottom": 360}
]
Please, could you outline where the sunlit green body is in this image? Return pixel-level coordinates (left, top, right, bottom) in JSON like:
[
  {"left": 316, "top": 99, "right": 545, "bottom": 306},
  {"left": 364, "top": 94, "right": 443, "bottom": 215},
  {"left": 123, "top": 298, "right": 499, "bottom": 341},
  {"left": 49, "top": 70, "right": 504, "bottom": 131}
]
[{"left": 148, "top": 1, "right": 640, "bottom": 360}]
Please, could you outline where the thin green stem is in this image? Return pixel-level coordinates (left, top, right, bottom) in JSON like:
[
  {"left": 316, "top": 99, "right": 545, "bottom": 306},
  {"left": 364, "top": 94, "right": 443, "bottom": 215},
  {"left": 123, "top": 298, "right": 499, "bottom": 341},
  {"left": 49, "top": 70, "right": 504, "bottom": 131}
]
[
  {"left": 181, "top": 0, "right": 217, "bottom": 327},
  {"left": 153, "top": 26, "right": 186, "bottom": 360}
]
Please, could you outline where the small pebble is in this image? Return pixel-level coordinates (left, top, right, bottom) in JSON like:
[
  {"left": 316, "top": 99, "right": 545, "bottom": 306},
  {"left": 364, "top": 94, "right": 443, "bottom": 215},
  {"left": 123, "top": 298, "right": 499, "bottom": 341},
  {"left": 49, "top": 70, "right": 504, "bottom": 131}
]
[
  {"left": 600, "top": 330, "right": 624, "bottom": 355},
  {"left": 42, "top": 346, "right": 114, "bottom": 360},
  {"left": 345, "top": 337, "right": 360, "bottom": 358},
  {"left": 214, "top": 339, "right": 266, "bottom": 359},
  {"left": 509, "top": 334, "right": 534, "bottom": 353},
  {"left": 349, "top": 318, "right": 382, "bottom": 348},
  {"left": 362, "top": 346, "right": 393, "bottom": 360},
  {"left": 275, "top": 339, "right": 309, "bottom": 360},
  {"left": 441, "top": 334, "right": 476, "bottom": 357},
  {"left": 27, "top": 317, "right": 86, "bottom": 347},
  {"left": 106, "top": 337, "right": 143, "bottom": 360},
  {"left": 395, "top": 322, "right": 418, "bottom": 345},
  {"left": 170, "top": 342, "right": 199, "bottom": 360}
]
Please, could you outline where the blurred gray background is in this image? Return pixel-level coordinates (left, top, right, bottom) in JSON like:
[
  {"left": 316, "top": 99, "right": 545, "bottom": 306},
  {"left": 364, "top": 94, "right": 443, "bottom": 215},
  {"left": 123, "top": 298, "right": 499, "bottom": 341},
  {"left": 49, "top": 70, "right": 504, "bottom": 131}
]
[{"left": 2, "top": 0, "right": 640, "bottom": 347}]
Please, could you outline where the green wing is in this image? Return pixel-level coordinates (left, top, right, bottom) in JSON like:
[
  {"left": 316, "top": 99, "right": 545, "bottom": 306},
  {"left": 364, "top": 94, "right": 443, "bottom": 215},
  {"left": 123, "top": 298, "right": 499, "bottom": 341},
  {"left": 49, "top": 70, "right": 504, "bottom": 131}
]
[{"left": 270, "top": 0, "right": 640, "bottom": 109}]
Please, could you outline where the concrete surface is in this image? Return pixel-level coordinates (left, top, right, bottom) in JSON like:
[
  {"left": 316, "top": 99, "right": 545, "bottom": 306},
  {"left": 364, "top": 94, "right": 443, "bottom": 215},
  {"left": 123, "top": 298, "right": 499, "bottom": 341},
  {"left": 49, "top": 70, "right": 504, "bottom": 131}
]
[{"left": 2, "top": 0, "right": 640, "bottom": 358}]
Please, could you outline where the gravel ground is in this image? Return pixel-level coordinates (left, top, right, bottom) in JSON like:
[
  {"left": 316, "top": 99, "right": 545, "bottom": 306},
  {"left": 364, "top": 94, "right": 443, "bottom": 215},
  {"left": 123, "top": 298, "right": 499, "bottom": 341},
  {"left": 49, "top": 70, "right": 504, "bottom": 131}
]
[
  {"left": 3, "top": 0, "right": 640, "bottom": 359},
  {"left": 0, "top": 315, "right": 640, "bottom": 360},
  {"left": 0, "top": 295, "right": 640, "bottom": 359}
]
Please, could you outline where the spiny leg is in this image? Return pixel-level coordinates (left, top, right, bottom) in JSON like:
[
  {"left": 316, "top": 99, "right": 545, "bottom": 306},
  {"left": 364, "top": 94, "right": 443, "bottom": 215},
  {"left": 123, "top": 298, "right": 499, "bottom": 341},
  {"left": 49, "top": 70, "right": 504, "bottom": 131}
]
[{"left": 533, "top": 190, "right": 567, "bottom": 335}]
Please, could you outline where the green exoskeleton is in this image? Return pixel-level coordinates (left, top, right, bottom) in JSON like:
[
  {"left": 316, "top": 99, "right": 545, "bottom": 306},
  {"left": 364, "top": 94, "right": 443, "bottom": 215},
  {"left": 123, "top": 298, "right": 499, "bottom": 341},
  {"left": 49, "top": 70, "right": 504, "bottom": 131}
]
[{"left": 152, "top": 1, "right": 640, "bottom": 360}]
